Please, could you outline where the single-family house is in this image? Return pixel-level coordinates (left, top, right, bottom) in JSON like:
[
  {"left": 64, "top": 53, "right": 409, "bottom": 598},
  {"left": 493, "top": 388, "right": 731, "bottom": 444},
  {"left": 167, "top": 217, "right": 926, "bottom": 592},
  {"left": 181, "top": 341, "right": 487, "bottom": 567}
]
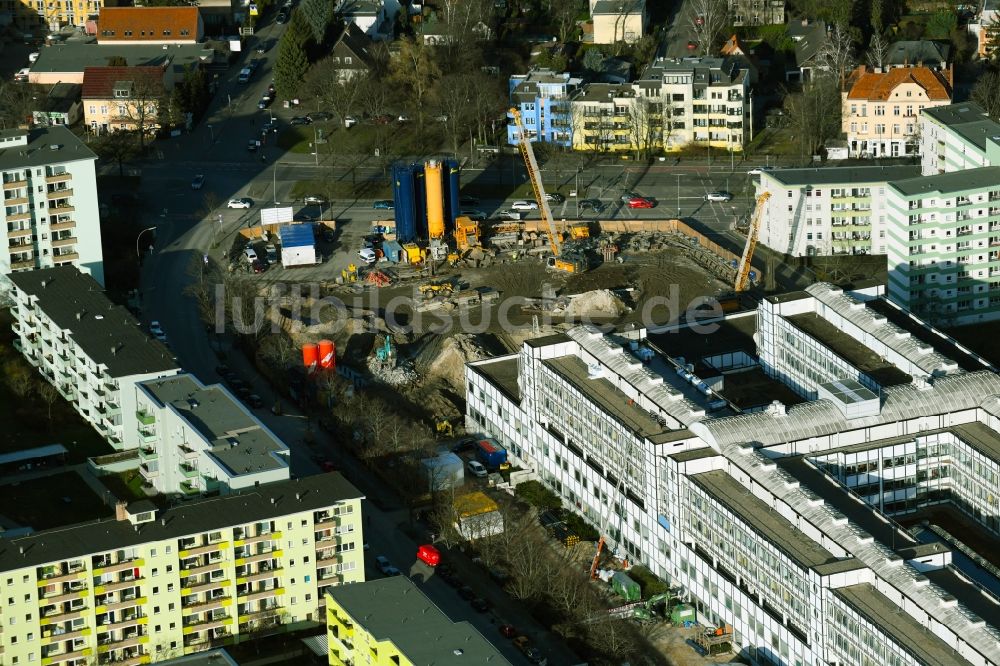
[
  {"left": 327, "top": 22, "right": 376, "bottom": 81},
  {"left": 336, "top": 0, "right": 400, "bottom": 41},
  {"left": 786, "top": 18, "right": 827, "bottom": 81}
]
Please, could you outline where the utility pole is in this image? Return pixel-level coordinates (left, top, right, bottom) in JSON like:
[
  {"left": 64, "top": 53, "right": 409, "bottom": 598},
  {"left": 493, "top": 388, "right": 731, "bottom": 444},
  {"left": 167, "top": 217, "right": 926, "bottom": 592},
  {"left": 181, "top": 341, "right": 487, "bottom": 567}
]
[{"left": 676, "top": 173, "right": 681, "bottom": 216}]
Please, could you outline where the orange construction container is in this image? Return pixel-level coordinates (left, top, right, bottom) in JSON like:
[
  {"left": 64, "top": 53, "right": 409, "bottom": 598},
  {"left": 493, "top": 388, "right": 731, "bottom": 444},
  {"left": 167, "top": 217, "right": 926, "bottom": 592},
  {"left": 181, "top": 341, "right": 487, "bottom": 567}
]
[
  {"left": 302, "top": 343, "right": 319, "bottom": 368},
  {"left": 318, "top": 339, "right": 336, "bottom": 369}
]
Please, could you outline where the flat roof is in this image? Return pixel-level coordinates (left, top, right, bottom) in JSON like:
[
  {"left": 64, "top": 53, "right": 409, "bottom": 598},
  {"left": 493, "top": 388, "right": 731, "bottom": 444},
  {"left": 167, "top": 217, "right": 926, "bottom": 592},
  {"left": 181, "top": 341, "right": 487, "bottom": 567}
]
[
  {"left": 813, "top": 558, "right": 867, "bottom": 575},
  {"left": 327, "top": 577, "right": 512, "bottom": 663},
  {"left": 543, "top": 355, "right": 666, "bottom": 440},
  {"left": 835, "top": 584, "right": 975, "bottom": 666},
  {"left": 8, "top": 267, "right": 178, "bottom": 378},
  {"left": 592, "top": 0, "right": 645, "bottom": 14},
  {"left": 0, "top": 474, "right": 363, "bottom": 572},
  {"left": 763, "top": 165, "right": 920, "bottom": 186},
  {"left": 690, "top": 470, "right": 837, "bottom": 569},
  {"left": 785, "top": 312, "right": 912, "bottom": 386},
  {"left": 865, "top": 299, "right": 988, "bottom": 372},
  {"left": 765, "top": 290, "right": 811, "bottom": 304},
  {"left": 30, "top": 41, "right": 214, "bottom": 74},
  {"left": 524, "top": 332, "right": 571, "bottom": 348},
  {"left": 950, "top": 422, "right": 1000, "bottom": 463},
  {"left": 0, "top": 126, "right": 96, "bottom": 170},
  {"left": 669, "top": 446, "right": 717, "bottom": 462},
  {"left": 140, "top": 375, "right": 288, "bottom": 476},
  {"left": 475, "top": 357, "right": 521, "bottom": 404},
  {"left": 890, "top": 167, "right": 1000, "bottom": 197},
  {"left": 923, "top": 568, "right": 1000, "bottom": 628},
  {"left": 647, "top": 314, "right": 758, "bottom": 363}
]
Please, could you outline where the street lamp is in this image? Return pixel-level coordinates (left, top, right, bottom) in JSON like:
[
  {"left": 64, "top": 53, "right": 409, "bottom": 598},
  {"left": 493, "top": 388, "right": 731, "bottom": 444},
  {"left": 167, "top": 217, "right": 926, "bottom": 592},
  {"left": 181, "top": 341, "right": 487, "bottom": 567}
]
[
  {"left": 136, "top": 225, "right": 157, "bottom": 260},
  {"left": 676, "top": 174, "right": 681, "bottom": 217}
]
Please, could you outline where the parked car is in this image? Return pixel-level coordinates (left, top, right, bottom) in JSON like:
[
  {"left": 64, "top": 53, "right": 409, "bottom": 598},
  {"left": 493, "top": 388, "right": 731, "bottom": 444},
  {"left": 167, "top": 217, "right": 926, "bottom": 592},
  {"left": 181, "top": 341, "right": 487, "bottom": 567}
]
[
  {"left": 459, "top": 209, "right": 485, "bottom": 221},
  {"left": 459, "top": 195, "right": 480, "bottom": 206},
  {"left": 704, "top": 191, "right": 733, "bottom": 202},
  {"left": 374, "top": 555, "right": 401, "bottom": 577},
  {"left": 397, "top": 114, "right": 410, "bottom": 123},
  {"left": 191, "top": 174, "right": 205, "bottom": 190},
  {"left": 546, "top": 192, "right": 565, "bottom": 203},
  {"left": 747, "top": 166, "right": 774, "bottom": 176},
  {"left": 470, "top": 597, "right": 490, "bottom": 612},
  {"left": 579, "top": 198, "right": 604, "bottom": 212},
  {"left": 687, "top": 40, "right": 698, "bottom": 50},
  {"left": 289, "top": 116, "right": 311, "bottom": 126},
  {"left": 275, "top": 11, "right": 287, "bottom": 23},
  {"left": 247, "top": 139, "right": 258, "bottom": 152},
  {"left": 620, "top": 191, "right": 640, "bottom": 202},
  {"left": 251, "top": 259, "right": 267, "bottom": 273},
  {"left": 358, "top": 248, "right": 377, "bottom": 264},
  {"left": 307, "top": 111, "right": 331, "bottom": 122},
  {"left": 243, "top": 246, "right": 258, "bottom": 262},
  {"left": 303, "top": 194, "right": 326, "bottom": 204},
  {"left": 499, "top": 625, "right": 517, "bottom": 639},
  {"left": 373, "top": 200, "right": 394, "bottom": 210},
  {"left": 344, "top": 116, "right": 357, "bottom": 128},
  {"left": 511, "top": 200, "right": 538, "bottom": 211},
  {"left": 227, "top": 198, "right": 253, "bottom": 209},
  {"left": 498, "top": 210, "right": 522, "bottom": 221},
  {"left": 265, "top": 244, "right": 278, "bottom": 263},
  {"left": 246, "top": 394, "right": 264, "bottom": 408},
  {"left": 13, "top": 68, "right": 29, "bottom": 82},
  {"left": 451, "top": 437, "right": 476, "bottom": 453},
  {"left": 627, "top": 196, "right": 655, "bottom": 209},
  {"left": 466, "top": 460, "right": 488, "bottom": 478},
  {"left": 416, "top": 544, "right": 440, "bottom": 567},
  {"left": 149, "top": 321, "right": 166, "bottom": 342},
  {"left": 262, "top": 120, "right": 279, "bottom": 134},
  {"left": 257, "top": 96, "right": 272, "bottom": 110}
]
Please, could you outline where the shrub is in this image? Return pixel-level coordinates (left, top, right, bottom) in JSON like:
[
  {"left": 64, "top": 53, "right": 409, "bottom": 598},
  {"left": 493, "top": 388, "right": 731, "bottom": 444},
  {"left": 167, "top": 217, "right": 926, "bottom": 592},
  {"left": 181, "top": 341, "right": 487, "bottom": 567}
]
[{"left": 515, "top": 480, "right": 562, "bottom": 510}]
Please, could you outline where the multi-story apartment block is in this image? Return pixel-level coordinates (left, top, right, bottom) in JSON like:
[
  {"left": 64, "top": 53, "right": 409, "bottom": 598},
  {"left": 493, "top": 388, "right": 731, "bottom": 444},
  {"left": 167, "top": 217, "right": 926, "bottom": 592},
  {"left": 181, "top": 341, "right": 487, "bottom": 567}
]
[
  {"left": 635, "top": 56, "right": 750, "bottom": 152},
  {"left": 842, "top": 65, "right": 953, "bottom": 158},
  {"left": 135, "top": 374, "right": 290, "bottom": 496},
  {"left": 325, "top": 577, "right": 511, "bottom": 665},
  {"left": 756, "top": 165, "right": 919, "bottom": 257},
  {"left": 919, "top": 102, "right": 1000, "bottom": 176},
  {"left": 95, "top": 7, "right": 204, "bottom": 45},
  {"left": 569, "top": 83, "right": 637, "bottom": 152},
  {"left": 728, "top": 0, "right": 784, "bottom": 26},
  {"left": 885, "top": 167, "right": 1000, "bottom": 324},
  {"left": 8, "top": 267, "right": 180, "bottom": 450},
  {"left": 466, "top": 285, "right": 1000, "bottom": 666},
  {"left": 16, "top": 0, "right": 103, "bottom": 32},
  {"left": 0, "top": 474, "right": 365, "bottom": 665},
  {"left": 506, "top": 69, "right": 581, "bottom": 148},
  {"left": 0, "top": 127, "right": 104, "bottom": 284}
]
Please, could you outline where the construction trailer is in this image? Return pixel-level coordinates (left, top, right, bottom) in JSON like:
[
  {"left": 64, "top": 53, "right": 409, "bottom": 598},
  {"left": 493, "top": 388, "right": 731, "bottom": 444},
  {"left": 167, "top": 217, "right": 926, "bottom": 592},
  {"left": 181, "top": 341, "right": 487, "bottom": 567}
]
[
  {"left": 278, "top": 224, "right": 317, "bottom": 266},
  {"left": 453, "top": 491, "right": 504, "bottom": 540},
  {"left": 421, "top": 452, "right": 464, "bottom": 491}
]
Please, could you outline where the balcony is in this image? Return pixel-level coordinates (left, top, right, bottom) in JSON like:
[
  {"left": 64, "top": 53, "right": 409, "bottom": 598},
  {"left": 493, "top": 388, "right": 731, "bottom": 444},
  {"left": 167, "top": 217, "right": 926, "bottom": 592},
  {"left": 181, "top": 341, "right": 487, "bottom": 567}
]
[
  {"left": 237, "top": 568, "right": 282, "bottom": 584},
  {"left": 41, "top": 647, "right": 92, "bottom": 666},
  {"left": 94, "top": 577, "right": 143, "bottom": 594},
  {"left": 182, "top": 595, "right": 232, "bottom": 614},
  {"left": 138, "top": 429, "right": 157, "bottom": 444},
  {"left": 52, "top": 252, "right": 79, "bottom": 261},
  {"left": 180, "top": 558, "right": 226, "bottom": 577},
  {"left": 179, "top": 445, "right": 199, "bottom": 460},
  {"left": 181, "top": 614, "right": 232, "bottom": 635},
  {"left": 235, "top": 530, "right": 281, "bottom": 546},
  {"left": 238, "top": 587, "right": 284, "bottom": 602},
  {"left": 5, "top": 195, "right": 29, "bottom": 206},
  {"left": 8, "top": 242, "right": 32, "bottom": 254},
  {"left": 41, "top": 627, "right": 91, "bottom": 644},
  {"left": 96, "top": 633, "right": 148, "bottom": 654},
  {"left": 92, "top": 558, "right": 144, "bottom": 576},
  {"left": 139, "top": 463, "right": 159, "bottom": 479},
  {"left": 51, "top": 236, "right": 77, "bottom": 248},
  {"left": 96, "top": 596, "right": 147, "bottom": 613},
  {"left": 7, "top": 212, "right": 32, "bottom": 222},
  {"left": 237, "top": 606, "right": 283, "bottom": 624},
  {"left": 100, "top": 615, "right": 148, "bottom": 632},
  {"left": 7, "top": 226, "right": 31, "bottom": 239},
  {"left": 182, "top": 579, "right": 231, "bottom": 595},
  {"left": 180, "top": 541, "right": 230, "bottom": 558},
  {"left": 138, "top": 447, "right": 158, "bottom": 462},
  {"left": 39, "top": 606, "right": 87, "bottom": 625},
  {"left": 46, "top": 188, "right": 73, "bottom": 199},
  {"left": 46, "top": 172, "right": 72, "bottom": 184},
  {"left": 180, "top": 481, "right": 200, "bottom": 495},
  {"left": 236, "top": 550, "right": 282, "bottom": 566},
  {"left": 12, "top": 258, "right": 35, "bottom": 270},
  {"left": 316, "top": 549, "right": 342, "bottom": 563},
  {"left": 314, "top": 515, "right": 340, "bottom": 530},
  {"left": 135, "top": 410, "right": 155, "bottom": 426},
  {"left": 3, "top": 178, "right": 28, "bottom": 189},
  {"left": 50, "top": 219, "right": 75, "bottom": 231},
  {"left": 38, "top": 565, "right": 88, "bottom": 584},
  {"left": 39, "top": 588, "right": 87, "bottom": 604}
]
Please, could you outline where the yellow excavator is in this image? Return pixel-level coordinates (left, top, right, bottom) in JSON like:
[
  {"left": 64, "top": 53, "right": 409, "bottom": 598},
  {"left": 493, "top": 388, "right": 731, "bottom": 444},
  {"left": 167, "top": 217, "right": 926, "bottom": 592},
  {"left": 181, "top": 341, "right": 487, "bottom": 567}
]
[{"left": 509, "top": 107, "right": 587, "bottom": 273}]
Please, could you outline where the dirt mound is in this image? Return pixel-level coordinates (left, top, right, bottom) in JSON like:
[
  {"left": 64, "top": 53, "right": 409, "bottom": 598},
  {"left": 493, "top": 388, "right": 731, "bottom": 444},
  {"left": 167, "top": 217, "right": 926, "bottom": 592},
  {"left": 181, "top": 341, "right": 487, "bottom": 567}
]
[
  {"left": 427, "top": 334, "right": 488, "bottom": 390},
  {"left": 562, "top": 289, "right": 627, "bottom": 319}
]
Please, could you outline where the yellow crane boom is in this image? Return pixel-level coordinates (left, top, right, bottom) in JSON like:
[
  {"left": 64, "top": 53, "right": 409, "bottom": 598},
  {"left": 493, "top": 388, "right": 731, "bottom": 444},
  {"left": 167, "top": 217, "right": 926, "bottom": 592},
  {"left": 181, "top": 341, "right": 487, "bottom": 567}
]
[
  {"left": 509, "top": 107, "right": 561, "bottom": 258},
  {"left": 735, "top": 192, "right": 771, "bottom": 292}
]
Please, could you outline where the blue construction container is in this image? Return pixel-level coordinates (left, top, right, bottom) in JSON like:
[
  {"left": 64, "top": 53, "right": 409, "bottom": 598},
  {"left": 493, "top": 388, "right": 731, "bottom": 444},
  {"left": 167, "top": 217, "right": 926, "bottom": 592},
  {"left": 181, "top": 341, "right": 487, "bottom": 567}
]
[
  {"left": 475, "top": 438, "right": 507, "bottom": 470},
  {"left": 413, "top": 163, "right": 427, "bottom": 239},
  {"left": 392, "top": 162, "right": 417, "bottom": 243},
  {"left": 444, "top": 158, "right": 460, "bottom": 231}
]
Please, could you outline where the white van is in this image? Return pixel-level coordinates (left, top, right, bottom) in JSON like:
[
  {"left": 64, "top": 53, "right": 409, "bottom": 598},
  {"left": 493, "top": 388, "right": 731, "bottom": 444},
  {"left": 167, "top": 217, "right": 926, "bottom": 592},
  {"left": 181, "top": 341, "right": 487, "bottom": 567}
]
[{"left": 238, "top": 68, "right": 252, "bottom": 83}]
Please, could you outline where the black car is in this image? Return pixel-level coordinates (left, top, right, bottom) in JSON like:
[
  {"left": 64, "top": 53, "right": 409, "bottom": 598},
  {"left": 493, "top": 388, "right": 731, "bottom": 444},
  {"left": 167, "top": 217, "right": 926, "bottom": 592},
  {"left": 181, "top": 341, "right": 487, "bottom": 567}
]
[
  {"left": 452, "top": 437, "right": 477, "bottom": 453},
  {"left": 275, "top": 11, "right": 287, "bottom": 23},
  {"left": 307, "top": 111, "right": 332, "bottom": 122},
  {"left": 289, "top": 116, "right": 311, "bottom": 126},
  {"left": 246, "top": 394, "right": 264, "bottom": 409},
  {"left": 457, "top": 586, "right": 476, "bottom": 601},
  {"left": 580, "top": 198, "right": 604, "bottom": 212},
  {"left": 236, "top": 386, "right": 253, "bottom": 399},
  {"left": 459, "top": 195, "right": 480, "bottom": 206},
  {"left": 471, "top": 597, "right": 491, "bottom": 612},
  {"left": 546, "top": 192, "right": 565, "bottom": 204}
]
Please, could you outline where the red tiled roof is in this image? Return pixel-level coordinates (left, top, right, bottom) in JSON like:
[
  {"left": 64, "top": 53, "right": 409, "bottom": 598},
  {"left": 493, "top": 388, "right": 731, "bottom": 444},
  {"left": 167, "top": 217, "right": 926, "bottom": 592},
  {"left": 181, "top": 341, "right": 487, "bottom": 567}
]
[
  {"left": 97, "top": 6, "right": 200, "bottom": 42},
  {"left": 845, "top": 66, "right": 952, "bottom": 101},
  {"left": 82, "top": 66, "right": 166, "bottom": 99},
  {"left": 721, "top": 34, "right": 747, "bottom": 56}
]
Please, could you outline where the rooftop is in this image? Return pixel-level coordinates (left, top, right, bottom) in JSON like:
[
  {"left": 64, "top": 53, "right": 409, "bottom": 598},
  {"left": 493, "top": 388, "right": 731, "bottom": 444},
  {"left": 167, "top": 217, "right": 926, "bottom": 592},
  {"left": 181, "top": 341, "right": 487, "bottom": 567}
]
[
  {"left": 573, "top": 82, "right": 635, "bottom": 102},
  {"left": 524, "top": 332, "right": 571, "bottom": 348},
  {"left": 835, "top": 584, "right": 975, "bottom": 666},
  {"left": 647, "top": 313, "right": 758, "bottom": 363},
  {"left": 951, "top": 422, "right": 1000, "bottom": 463},
  {"left": 96, "top": 6, "right": 201, "bottom": 42},
  {"left": 762, "top": 165, "right": 920, "bottom": 186},
  {"left": 475, "top": 356, "right": 521, "bottom": 404},
  {"left": 0, "top": 126, "right": 96, "bottom": 170},
  {"left": 864, "top": 299, "right": 989, "bottom": 372},
  {"left": 890, "top": 166, "right": 1000, "bottom": 197},
  {"left": 923, "top": 567, "right": 1000, "bottom": 628},
  {"left": 887, "top": 40, "right": 950, "bottom": 66},
  {"left": 785, "top": 312, "right": 912, "bottom": 386},
  {"left": 592, "top": 0, "right": 645, "bottom": 14},
  {"left": 845, "top": 65, "right": 952, "bottom": 101},
  {"left": 37, "top": 83, "right": 82, "bottom": 114},
  {"left": 140, "top": 374, "right": 289, "bottom": 477},
  {"left": 8, "top": 267, "right": 178, "bottom": 378},
  {"left": 0, "top": 474, "right": 363, "bottom": 572},
  {"left": 30, "top": 41, "right": 214, "bottom": 75},
  {"left": 326, "top": 577, "right": 512, "bottom": 664},
  {"left": 690, "top": 470, "right": 838, "bottom": 569},
  {"left": 82, "top": 65, "right": 165, "bottom": 98}
]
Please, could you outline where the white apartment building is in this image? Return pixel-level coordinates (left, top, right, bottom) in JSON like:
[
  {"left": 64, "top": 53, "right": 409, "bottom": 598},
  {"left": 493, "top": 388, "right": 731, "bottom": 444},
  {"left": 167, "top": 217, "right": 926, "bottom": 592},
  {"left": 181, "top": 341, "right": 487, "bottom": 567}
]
[
  {"left": 919, "top": 102, "right": 1000, "bottom": 176},
  {"left": 885, "top": 167, "right": 1000, "bottom": 325},
  {"left": 0, "top": 474, "right": 366, "bottom": 666},
  {"left": 756, "top": 166, "right": 919, "bottom": 257},
  {"left": 0, "top": 126, "right": 104, "bottom": 285},
  {"left": 135, "top": 374, "right": 290, "bottom": 497},
  {"left": 8, "top": 266, "right": 181, "bottom": 451},
  {"left": 635, "top": 56, "right": 751, "bottom": 151},
  {"left": 466, "top": 284, "right": 1000, "bottom": 666}
]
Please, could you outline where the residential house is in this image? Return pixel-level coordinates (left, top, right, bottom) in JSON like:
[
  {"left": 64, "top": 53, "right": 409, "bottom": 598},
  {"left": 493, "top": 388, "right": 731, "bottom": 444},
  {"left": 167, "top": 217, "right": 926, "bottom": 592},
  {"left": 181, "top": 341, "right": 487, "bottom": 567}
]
[
  {"left": 327, "top": 577, "right": 511, "bottom": 665},
  {"left": 973, "top": 0, "right": 999, "bottom": 58},
  {"left": 0, "top": 474, "right": 365, "bottom": 665},
  {"left": 728, "top": 0, "right": 784, "bottom": 26},
  {"left": 569, "top": 83, "right": 638, "bottom": 152},
  {"left": 82, "top": 65, "right": 169, "bottom": 136},
  {"left": 28, "top": 42, "right": 214, "bottom": 85},
  {"left": 0, "top": 127, "right": 104, "bottom": 284},
  {"left": 755, "top": 165, "right": 920, "bottom": 256},
  {"left": 720, "top": 33, "right": 759, "bottom": 84},
  {"left": 786, "top": 18, "right": 827, "bottom": 81},
  {"left": 336, "top": 0, "right": 400, "bottom": 41},
  {"left": 919, "top": 102, "right": 1000, "bottom": 175},
  {"left": 842, "top": 65, "right": 953, "bottom": 158},
  {"left": 96, "top": 6, "right": 203, "bottom": 44},
  {"left": 327, "top": 21, "right": 376, "bottom": 81},
  {"left": 506, "top": 68, "right": 581, "bottom": 148},
  {"left": 885, "top": 40, "right": 950, "bottom": 70},
  {"left": 31, "top": 83, "right": 83, "bottom": 127},
  {"left": 590, "top": 0, "right": 646, "bottom": 44}
]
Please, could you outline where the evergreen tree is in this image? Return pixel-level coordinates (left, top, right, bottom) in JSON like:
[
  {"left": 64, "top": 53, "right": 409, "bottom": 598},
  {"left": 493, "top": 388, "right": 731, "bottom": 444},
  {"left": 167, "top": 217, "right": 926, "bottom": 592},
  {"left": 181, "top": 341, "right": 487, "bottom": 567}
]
[
  {"left": 274, "top": 13, "right": 309, "bottom": 98},
  {"left": 299, "top": 0, "right": 334, "bottom": 45}
]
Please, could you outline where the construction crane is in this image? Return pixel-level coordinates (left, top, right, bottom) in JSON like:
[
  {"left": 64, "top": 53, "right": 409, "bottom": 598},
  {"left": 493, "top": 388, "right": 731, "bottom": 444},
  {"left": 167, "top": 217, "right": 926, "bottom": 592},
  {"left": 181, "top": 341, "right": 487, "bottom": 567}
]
[
  {"left": 509, "top": 107, "right": 586, "bottom": 273},
  {"left": 734, "top": 192, "right": 771, "bottom": 292}
]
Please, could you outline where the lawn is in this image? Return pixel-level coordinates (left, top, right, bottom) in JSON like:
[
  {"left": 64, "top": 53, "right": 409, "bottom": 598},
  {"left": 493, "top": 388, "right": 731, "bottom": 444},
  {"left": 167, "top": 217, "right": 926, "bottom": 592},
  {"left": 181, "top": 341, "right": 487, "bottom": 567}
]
[
  {"left": 0, "top": 472, "right": 112, "bottom": 529},
  {"left": 0, "top": 310, "right": 113, "bottom": 462},
  {"left": 277, "top": 120, "right": 446, "bottom": 159},
  {"left": 99, "top": 469, "right": 154, "bottom": 504}
]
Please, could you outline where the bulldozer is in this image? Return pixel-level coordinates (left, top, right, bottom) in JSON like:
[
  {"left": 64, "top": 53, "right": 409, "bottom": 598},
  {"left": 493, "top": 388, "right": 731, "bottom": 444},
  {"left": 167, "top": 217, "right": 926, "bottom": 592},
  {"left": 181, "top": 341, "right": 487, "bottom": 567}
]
[{"left": 435, "top": 419, "right": 454, "bottom": 438}]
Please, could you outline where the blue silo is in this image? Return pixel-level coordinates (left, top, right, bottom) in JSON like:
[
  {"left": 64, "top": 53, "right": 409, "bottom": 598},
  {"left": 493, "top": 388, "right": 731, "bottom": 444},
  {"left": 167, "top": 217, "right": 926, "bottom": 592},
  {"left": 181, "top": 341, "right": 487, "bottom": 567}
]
[
  {"left": 413, "top": 162, "right": 428, "bottom": 239},
  {"left": 444, "top": 158, "right": 461, "bottom": 231},
  {"left": 392, "top": 162, "right": 417, "bottom": 242}
]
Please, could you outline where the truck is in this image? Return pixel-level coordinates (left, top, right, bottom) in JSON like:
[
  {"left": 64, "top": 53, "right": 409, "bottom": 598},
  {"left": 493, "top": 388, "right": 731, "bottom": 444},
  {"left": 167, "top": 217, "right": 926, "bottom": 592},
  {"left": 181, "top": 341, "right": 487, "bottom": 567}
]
[
  {"left": 237, "top": 67, "right": 252, "bottom": 83},
  {"left": 475, "top": 438, "right": 507, "bottom": 470}
]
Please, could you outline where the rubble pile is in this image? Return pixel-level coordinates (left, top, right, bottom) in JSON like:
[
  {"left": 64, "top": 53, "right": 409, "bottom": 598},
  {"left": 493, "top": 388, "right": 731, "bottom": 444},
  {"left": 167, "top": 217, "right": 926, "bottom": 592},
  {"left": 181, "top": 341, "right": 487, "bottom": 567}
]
[
  {"left": 427, "top": 334, "right": 488, "bottom": 390},
  {"left": 367, "top": 356, "right": 418, "bottom": 386},
  {"left": 561, "top": 289, "right": 628, "bottom": 318}
]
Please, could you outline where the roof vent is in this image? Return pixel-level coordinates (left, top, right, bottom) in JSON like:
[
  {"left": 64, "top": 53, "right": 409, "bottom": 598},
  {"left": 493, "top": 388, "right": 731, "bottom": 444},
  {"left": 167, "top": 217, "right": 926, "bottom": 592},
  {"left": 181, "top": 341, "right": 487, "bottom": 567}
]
[
  {"left": 452, "top": 649, "right": 464, "bottom": 656},
  {"left": 295, "top": 492, "right": 302, "bottom": 501},
  {"left": 50, "top": 144, "right": 61, "bottom": 150},
  {"left": 270, "top": 497, "right": 276, "bottom": 504},
  {"left": 76, "top": 311, "right": 83, "bottom": 320},
  {"left": 767, "top": 400, "right": 787, "bottom": 417},
  {"left": 40, "top": 279, "right": 48, "bottom": 288}
]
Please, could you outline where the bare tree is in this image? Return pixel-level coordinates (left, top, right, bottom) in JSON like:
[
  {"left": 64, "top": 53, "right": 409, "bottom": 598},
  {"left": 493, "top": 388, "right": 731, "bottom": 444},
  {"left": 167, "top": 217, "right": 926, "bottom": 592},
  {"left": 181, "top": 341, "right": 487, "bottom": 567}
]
[
  {"left": 304, "top": 58, "right": 364, "bottom": 128},
  {"left": 390, "top": 37, "right": 441, "bottom": 129},
  {"left": 816, "top": 22, "right": 856, "bottom": 85},
  {"left": 38, "top": 382, "right": 59, "bottom": 427},
  {"left": 553, "top": 0, "right": 582, "bottom": 42},
  {"left": 468, "top": 72, "right": 506, "bottom": 146},
  {"left": 783, "top": 77, "right": 842, "bottom": 156},
  {"left": 690, "top": 0, "right": 728, "bottom": 56},
  {"left": 438, "top": 74, "right": 475, "bottom": 156},
  {"left": 5, "top": 360, "right": 36, "bottom": 398},
  {"left": 626, "top": 93, "right": 669, "bottom": 160},
  {"left": 112, "top": 69, "right": 167, "bottom": 151},
  {"left": 867, "top": 31, "right": 889, "bottom": 70}
]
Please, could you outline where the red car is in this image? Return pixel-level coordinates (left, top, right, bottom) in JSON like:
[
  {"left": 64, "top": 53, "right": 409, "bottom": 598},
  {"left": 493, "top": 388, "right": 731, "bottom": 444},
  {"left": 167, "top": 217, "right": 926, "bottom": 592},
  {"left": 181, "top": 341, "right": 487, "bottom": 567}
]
[
  {"left": 628, "top": 197, "right": 655, "bottom": 209},
  {"left": 499, "top": 624, "right": 517, "bottom": 639},
  {"left": 687, "top": 40, "right": 698, "bottom": 50},
  {"left": 417, "top": 544, "right": 441, "bottom": 567}
]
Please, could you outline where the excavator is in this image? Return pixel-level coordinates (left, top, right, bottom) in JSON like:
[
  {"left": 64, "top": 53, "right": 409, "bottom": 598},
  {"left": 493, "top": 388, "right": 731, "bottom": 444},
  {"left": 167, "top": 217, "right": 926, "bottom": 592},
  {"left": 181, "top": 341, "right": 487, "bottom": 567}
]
[
  {"left": 509, "top": 107, "right": 588, "bottom": 273},
  {"left": 734, "top": 192, "right": 771, "bottom": 292}
]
